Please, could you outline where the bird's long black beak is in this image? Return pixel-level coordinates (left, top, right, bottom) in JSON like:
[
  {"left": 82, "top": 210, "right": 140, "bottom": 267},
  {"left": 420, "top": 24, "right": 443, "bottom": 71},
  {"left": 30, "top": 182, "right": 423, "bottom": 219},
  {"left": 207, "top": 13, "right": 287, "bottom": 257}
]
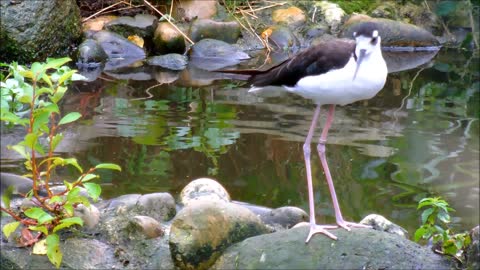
[{"left": 353, "top": 49, "right": 366, "bottom": 81}]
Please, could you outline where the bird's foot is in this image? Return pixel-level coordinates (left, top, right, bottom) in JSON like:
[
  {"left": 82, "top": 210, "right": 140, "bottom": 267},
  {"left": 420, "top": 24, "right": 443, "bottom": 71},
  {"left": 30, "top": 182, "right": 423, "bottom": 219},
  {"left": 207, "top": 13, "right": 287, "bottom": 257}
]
[
  {"left": 336, "top": 219, "right": 372, "bottom": 231},
  {"left": 305, "top": 224, "right": 338, "bottom": 243}
]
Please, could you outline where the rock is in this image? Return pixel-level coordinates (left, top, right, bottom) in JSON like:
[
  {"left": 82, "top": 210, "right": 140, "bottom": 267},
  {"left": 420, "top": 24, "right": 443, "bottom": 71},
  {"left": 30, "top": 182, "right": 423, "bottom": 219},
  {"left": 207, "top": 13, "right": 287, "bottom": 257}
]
[
  {"left": 104, "top": 66, "right": 154, "bottom": 81},
  {"left": 147, "top": 54, "right": 188, "bottom": 71},
  {"left": 91, "top": 30, "right": 146, "bottom": 70},
  {"left": 360, "top": 214, "right": 408, "bottom": 238},
  {"left": 76, "top": 39, "right": 108, "bottom": 66},
  {"left": 315, "top": 1, "right": 346, "bottom": 33},
  {"left": 212, "top": 227, "right": 454, "bottom": 269},
  {"left": 465, "top": 226, "right": 479, "bottom": 270},
  {"left": 74, "top": 204, "right": 101, "bottom": 229},
  {"left": 179, "top": 177, "right": 230, "bottom": 206},
  {"left": 169, "top": 200, "right": 269, "bottom": 269},
  {"left": 173, "top": 0, "right": 218, "bottom": 21},
  {"left": 0, "top": 173, "right": 47, "bottom": 199},
  {"left": 189, "top": 19, "right": 241, "bottom": 43},
  {"left": 105, "top": 14, "right": 158, "bottom": 38},
  {"left": 136, "top": 192, "right": 176, "bottom": 221},
  {"left": 82, "top": 15, "right": 117, "bottom": 32},
  {"left": 262, "top": 26, "right": 300, "bottom": 51},
  {"left": 189, "top": 39, "right": 250, "bottom": 71},
  {"left": 62, "top": 238, "right": 122, "bottom": 269},
  {"left": 260, "top": 206, "right": 308, "bottom": 231},
  {"left": 128, "top": 215, "right": 164, "bottom": 239},
  {"left": 342, "top": 15, "right": 440, "bottom": 48},
  {"left": 272, "top": 6, "right": 306, "bottom": 28},
  {"left": 153, "top": 22, "right": 186, "bottom": 54},
  {"left": 0, "top": 0, "right": 81, "bottom": 63},
  {"left": 106, "top": 194, "right": 142, "bottom": 210}
]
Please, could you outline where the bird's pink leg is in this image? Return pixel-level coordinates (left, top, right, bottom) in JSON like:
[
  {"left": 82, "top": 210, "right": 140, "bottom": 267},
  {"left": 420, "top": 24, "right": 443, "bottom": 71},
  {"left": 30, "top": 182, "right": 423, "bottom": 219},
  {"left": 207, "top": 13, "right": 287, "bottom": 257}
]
[
  {"left": 303, "top": 105, "right": 338, "bottom": 243},
  {"left": 317, "top": 105, "right": 371, "bottom": 231}
]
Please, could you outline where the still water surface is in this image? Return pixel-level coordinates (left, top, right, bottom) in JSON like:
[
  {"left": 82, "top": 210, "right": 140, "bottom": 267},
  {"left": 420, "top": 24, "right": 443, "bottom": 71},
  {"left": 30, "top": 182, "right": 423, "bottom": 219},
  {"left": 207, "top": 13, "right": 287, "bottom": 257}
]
[{"left": 1, "top": 48, "right": 478, "bottom": 235}]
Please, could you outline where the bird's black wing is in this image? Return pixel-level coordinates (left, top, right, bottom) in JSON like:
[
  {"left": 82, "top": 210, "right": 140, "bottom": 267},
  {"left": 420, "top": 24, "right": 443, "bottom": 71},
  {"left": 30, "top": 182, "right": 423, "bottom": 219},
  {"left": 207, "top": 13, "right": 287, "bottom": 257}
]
[{"left": 250, "top": 39, "right": 355, "bottom": 87}]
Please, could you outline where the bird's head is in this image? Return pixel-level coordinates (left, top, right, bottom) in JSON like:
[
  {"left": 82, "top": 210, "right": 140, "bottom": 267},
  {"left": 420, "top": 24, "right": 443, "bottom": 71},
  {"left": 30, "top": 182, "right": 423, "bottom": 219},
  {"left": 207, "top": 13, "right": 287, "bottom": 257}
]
[{"left": 352, "top": 23, "right": 381, "bottom": 80}]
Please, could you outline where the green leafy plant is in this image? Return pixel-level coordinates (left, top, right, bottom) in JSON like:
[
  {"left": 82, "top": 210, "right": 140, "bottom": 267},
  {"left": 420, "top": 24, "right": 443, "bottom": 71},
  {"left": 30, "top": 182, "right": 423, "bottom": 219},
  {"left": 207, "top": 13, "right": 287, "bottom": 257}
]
[
  {"left": 414, "top": 197, "right": 471, "bottom": 261},
  {"left": 0, "top": 58, "right": 121, "bottom": 268}
]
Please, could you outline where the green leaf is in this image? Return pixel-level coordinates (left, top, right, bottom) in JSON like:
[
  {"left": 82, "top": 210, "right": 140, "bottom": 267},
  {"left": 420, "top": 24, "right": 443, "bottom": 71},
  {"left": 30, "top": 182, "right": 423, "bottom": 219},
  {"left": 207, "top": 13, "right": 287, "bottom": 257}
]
[
  {"left": 24, "top": 207, "right": 54, "bottom": 224},
  {"left": 421, "top": 208, "right": 435, "bottom": 224},
  {"left": 2, "top": 221, "right": 20, "bottom": 238},
  {"left": 58, "top": 112, "right": 81, "bottom": 126},
  {"left": 64, "top": 202, "right": 74, "bottom": 216},
  {"left": 36, "top": 87, "right": 54, "bottom": 96},
  {"left": 28, "top": 225, "right": 49, "bottom": 235},
  {"left": 50, "top": 133, "right": 64, "bottom": 151},
  {"left": 45, "top": 57, "right": 71, "bottom": 70},
  {"left": 41, "top": 73, "right": 53, "bottom": 87},
  {"left": 417, "top": 198, "right": 434, "bottom": 209},
  {"left": 83, "top": 182, "right": 101, "bottom": 202},
  {"left": 95, "top": 163, "right": 121, "bottom": 171},
  {"left": 437, "top": 211, "right": 451, "bottom": 224},
  {"left": 53, "top": 217, "right": 83, "bottom": 233},
  {"left": 63, "top": 180, "right": 73, "bottom": 191},
  {"left": 79, "top": 173, "right": 98, "bottom": 182},
  {"left": 31, "top": 62, "right": 45, "bottom": 80},
  {"left": 58, "top": 70, "right": 76, "bottom": 85},
  {"left": 50, "top": 86, "right": 67, "bottom": 104},
  {"left": 414, "top": 226, "right": 427, "bottom": 242},
  {"left": 1, "top": 185, "right": 15, "bottom": 208},
  {"left": 66, "top": 187, "right": 81, "bottom": 201},
  {"left": 46, "top": 234, "right": 62, "bottom": 268},
  {"left": 49, "top": 196, "right": 63, "bottom": 203},
  {"left": 63, "top": 158, "right": 83, "bottom": 173}
]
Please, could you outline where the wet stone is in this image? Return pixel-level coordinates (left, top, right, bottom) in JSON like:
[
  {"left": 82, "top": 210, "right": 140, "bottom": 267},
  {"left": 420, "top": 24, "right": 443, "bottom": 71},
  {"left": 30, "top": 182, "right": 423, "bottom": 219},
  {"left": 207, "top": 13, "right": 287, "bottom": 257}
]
[
  {"left": 189, "top": 19, "right": 241, "bottom": 43},
  {"left": 262, "top": 26, "right": 300, "bottom": 51},
  {"left": 173, "top": 0, "right": 217, "bottom": 21},
  {"left": 147, "top": 54, "right": 188, "bottom": 71},
  {"left": 136, "top": 192, "right": 176, "bottom": 221},
  {"left": 189, "top": 39, "right": 250, "bottom": 70},
  {"left": 77, "top": 39, "right": 108, "bottom": 65},
  {"left": 128, "top": 215, "right": 164, "bottom": 239}
]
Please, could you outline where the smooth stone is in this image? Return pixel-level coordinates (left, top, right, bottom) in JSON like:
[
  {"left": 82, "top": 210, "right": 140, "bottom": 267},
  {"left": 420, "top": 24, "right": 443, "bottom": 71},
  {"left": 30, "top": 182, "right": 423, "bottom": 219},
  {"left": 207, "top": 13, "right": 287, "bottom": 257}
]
[
  {"left": 169, "top": 200, "right": 269, "bottom": 270},
  {"left": 105, "top": 14, "right": 158, "bottom": 38},
  {"left": 341, "top": 15, "right": 440, "bottom": 48},
  {"left": 92, "top": 30, "right": 146, "bottom": 70},
  {"left": 212, "top": 227, "right": 454, "bottom": 269},
  {"left": 172, "top": 0, "right": 217, "bottom": 21},
  {"left": 153, "top": 22, "right": 186, "bottom": 54},
  {"left": 179, "top": 177, "right": 230, "bottom": 206},
  {"left": 104, "top": 65, "right": 153, "bottom": 81},
  {"left": 82, "top": 15, "right": 118, "bottom": 32},
  {"left": 77, "top": 39, "right": 108, "bottom": 65},
  {"left": 147, "top": 54, "right": 188, "bottom": 71},
  {"left": 129, "top": 215, "right": 164, "bottom": 239},
  {"left": 74, "top": 204, "right": 100, "bottom": 230},
  {"left": 106, "top": 194, "right": 142, "bottom": 210},
  {"left": 262, "top": 26, "right": 300, "bottom": 51},
  {"left": 189, "top": 19, "right": 241, "bottom": 43},
  {"left": 0, "top": 173, "right": 47, "bottom": 198},
  {"left": 260, "top": 206, "right": 308, "bottom": 231},
  {"left": 189, "top": 39, "right": 249, "bottom": 71},
  {"left": 272, "top": 6, "right": 306, "bottom": 28},
  {"left": 136, "top": 192, "right": 176, "bottom": 221},
  {"left": 360, "top": 214, "right": 408, "bottom": 238}
]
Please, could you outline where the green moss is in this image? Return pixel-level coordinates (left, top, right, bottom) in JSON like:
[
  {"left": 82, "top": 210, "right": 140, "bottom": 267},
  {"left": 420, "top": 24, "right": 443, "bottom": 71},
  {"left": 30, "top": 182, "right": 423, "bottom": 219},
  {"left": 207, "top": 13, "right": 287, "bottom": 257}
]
[{"left": 335, "top": 0, "right": 380, "bottom": 14}]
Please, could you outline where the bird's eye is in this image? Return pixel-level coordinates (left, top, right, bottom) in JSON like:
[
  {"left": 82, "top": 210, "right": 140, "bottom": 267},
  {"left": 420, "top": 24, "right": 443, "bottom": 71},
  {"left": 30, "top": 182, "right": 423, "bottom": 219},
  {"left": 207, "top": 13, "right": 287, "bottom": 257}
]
[{"left": 371, "top": 37, "right": 378, "bottom": 44}]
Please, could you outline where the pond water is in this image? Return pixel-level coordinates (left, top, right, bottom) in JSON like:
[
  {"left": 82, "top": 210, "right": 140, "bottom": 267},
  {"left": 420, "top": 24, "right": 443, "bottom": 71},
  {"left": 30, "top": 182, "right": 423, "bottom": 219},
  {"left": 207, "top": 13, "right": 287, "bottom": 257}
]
[{"left": 1, "top": 48, "right": 478, "bottom": 235}]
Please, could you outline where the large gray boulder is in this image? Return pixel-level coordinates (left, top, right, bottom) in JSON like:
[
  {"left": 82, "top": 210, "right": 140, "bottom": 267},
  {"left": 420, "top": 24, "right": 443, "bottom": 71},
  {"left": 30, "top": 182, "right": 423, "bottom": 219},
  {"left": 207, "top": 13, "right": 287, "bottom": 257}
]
[
  {"left": 0, "top": 0, "right": 81, "bottom": 63},
  {"left": 212, "top": 227, "right": 454, "bottom": 269}
]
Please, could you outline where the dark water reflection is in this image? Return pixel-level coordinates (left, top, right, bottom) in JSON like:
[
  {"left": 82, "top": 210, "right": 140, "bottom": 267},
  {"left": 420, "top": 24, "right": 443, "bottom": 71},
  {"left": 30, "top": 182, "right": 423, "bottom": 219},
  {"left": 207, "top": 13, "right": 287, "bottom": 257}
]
[{"left": 1, "top": 49, "right": 478, "bottom": 235}]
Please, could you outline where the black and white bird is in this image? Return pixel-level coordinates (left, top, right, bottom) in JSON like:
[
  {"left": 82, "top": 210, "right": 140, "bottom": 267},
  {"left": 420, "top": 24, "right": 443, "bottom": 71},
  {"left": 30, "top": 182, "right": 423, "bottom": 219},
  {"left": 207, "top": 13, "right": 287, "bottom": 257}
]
[{"left": 225, "top": 22, "right": 388, "bottom": 242}]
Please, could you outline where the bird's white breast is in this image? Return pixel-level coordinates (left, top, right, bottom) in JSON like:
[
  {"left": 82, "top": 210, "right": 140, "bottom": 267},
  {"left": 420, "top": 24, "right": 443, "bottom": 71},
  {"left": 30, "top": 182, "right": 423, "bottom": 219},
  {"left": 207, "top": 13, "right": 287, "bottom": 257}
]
[{"left": 286, "top": 53, "right": 387, "bottom": 106}]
